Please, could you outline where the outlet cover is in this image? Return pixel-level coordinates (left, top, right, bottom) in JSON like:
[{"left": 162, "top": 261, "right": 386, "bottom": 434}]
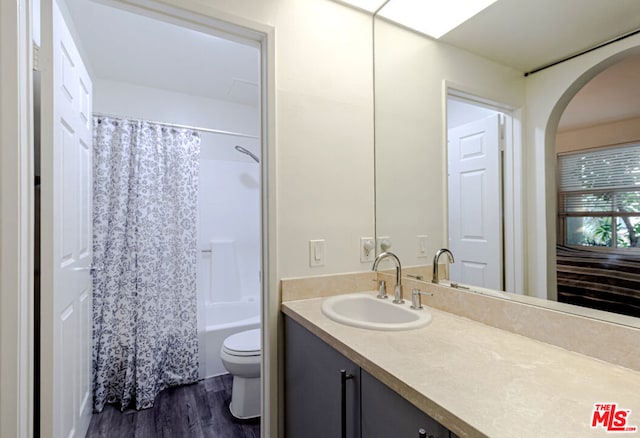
[
  {"left": 377, "top": 236, "right": 391, "bottom": 253},
  {"left": 360, "top": 237, "right": 375, "bottom": 262}
]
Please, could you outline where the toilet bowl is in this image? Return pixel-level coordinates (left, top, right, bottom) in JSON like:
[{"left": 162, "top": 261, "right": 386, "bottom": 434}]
[{"left": 220, "top": 328, "right": 261, "bottom": 419}]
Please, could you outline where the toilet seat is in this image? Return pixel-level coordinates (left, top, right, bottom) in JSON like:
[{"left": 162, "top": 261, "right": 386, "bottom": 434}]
[{"left": 222, "top": 328, "right": 261, "bottom": 357}]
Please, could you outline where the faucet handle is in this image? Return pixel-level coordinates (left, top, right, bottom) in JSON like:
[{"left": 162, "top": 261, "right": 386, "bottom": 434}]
[
  {"left": 371, "top": 279, "right": 388, "bottom": 299},
  {"left": 406, "top": 274, "right": 424, "bottom": 281},
  {"left": 411, "top": 288, "right": 433, "bottom": 310}
]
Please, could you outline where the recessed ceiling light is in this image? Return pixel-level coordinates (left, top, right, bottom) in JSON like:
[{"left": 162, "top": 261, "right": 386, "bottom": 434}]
[
  {"left": 379, "top": 0, "right": 498, "bottom": 39},
  {"left": 334, "top": 0, "right": 388, "bottom": 13}
]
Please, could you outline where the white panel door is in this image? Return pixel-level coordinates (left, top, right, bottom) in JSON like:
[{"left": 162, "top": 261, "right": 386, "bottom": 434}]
[
  {"left": 41, "top": 1, "right": 94, "bottom": 437},
  {"left": 448, "top": 114, "right": 502, "bottom": 290}
]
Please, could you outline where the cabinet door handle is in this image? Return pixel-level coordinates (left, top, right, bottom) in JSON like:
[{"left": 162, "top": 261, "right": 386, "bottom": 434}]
[
  {"left": 340, "top": 369, "right": 354, "bottom": 438},
  {"left": 418, "top": 428, "right": 434, "bottom": 438}
]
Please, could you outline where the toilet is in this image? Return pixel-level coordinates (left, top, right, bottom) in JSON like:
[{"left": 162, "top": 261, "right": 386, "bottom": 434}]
[{"left": 220, "top": 328, "right": 261, "bottom": 419}]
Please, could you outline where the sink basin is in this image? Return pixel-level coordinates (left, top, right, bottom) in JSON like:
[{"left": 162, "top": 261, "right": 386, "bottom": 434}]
[{"left": 321, "top": 292, "right": 432, "bottom": 331}]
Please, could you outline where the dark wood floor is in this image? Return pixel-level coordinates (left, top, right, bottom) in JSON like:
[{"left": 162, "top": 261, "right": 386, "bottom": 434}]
[{"left": 86, "top": 374, "right": 260, "bottom": 438}]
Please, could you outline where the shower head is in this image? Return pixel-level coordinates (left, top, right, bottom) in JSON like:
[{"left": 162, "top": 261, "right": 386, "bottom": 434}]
[{"left": 234, "top": 145, "right": 259, "bottom": 163}]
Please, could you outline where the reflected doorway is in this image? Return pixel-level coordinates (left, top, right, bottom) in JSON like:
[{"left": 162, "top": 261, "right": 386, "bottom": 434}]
[{"left": 446, "top": 93, "right": 517, "bottom": 292}]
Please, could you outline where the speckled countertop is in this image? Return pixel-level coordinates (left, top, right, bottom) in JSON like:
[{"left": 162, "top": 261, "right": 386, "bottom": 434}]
[{"left": 282, "top": 292, "right": 640, "bottom": 438}]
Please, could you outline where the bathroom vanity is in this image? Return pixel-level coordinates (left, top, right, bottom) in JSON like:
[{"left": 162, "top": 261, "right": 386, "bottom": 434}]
[
  {"left": 281, "top": 290, "right": 640, "bottom": 438},
  {"left": 285, "top": 317, "right": 453, "bottom": 438}
]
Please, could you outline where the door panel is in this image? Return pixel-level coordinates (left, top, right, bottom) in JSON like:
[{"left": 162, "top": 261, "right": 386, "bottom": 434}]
[
  {"left": 448, "top": 114, "right": 502, "bottom": 290},
  {"left": 78, "top": 288, "right": 92, "bottom": 417},
  {"left": 361, "top": 370, "right": 450, "bottom": 438},
  {"left": 285, "top": 318, "right": 361, "bottom": 438},
  {"left": 41, "top": 1, "right": 94, "bottom": 436}
]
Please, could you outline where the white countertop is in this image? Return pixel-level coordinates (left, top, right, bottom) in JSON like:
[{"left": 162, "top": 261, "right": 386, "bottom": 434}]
[{"left": 282, "top": 292, "right": 640, "bottom": 438}]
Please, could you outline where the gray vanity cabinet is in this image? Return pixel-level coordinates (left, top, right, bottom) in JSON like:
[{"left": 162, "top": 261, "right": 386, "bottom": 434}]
[
  {"left": 285, "top": 316, "right": 454, "bottom": 438},
  {"left": 284, "top": 317, "right": 361, "bottom": 438},
  {"left": 361, "top": 370, "right": 450, "bottom": 438}
]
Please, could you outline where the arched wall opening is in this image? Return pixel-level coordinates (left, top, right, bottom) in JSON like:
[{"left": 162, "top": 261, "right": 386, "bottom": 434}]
[{"left": 524, "top": 37, "right": 640, "bottom": 300}]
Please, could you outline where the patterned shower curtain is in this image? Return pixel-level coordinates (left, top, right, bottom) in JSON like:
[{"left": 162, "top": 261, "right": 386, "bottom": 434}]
[{"left": 92, "top": 116, "right": 201, "bottom": 412}]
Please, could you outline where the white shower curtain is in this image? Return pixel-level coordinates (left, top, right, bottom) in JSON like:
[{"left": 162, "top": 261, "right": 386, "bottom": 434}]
[{"left": 92, "top": 116, "right": 201, "bottom": 412}]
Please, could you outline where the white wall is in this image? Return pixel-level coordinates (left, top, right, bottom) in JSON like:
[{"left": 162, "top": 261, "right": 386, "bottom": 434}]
[
  {"left": 94, "top": 79, "right": 259, "bottom": 140},
  {"left": 524, "top": 34, "right": 640, "bottom": 299},
  {"left": 556, "top": 115, "right": 640, "bottom": 154},
  {"left": 177, "top": 0, "right": 376, "bottom": 278},
  {"left": 374, "top": 19, "right": 525, "bottom": 270}
]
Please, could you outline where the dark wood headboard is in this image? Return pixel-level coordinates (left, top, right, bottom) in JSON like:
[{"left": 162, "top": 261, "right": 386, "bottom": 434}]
[{"left": 556, "top": 244, "right": 640, "bottom": 318}]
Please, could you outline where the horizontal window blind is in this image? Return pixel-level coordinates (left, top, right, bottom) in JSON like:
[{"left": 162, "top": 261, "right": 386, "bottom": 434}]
[
  {"left": 560, "top": 190, "right": 640, "bottom": 214},
  {"left": 558, "top": 144, "right": 640, "bottom": 216}
]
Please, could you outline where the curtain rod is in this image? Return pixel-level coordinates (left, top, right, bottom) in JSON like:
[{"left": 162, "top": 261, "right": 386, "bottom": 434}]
[
  {"left": 93, "top": 112, "right": 260, "bottom": 139},
  {"left": 524, "top": 27, "right": 640, "bottom": 77}
]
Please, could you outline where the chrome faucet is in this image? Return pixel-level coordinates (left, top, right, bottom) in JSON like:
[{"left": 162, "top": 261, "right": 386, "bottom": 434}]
[
  {"left": 371, "top": 278, "right": 388, "bottom": 299},
  {"left": 411, "top": 288, "right": 433, "bottom": 310},
  {"left": 432, "top": 248, "right": 454, "bottom": 284},
  {"left": 371, "top": 251, "right": 404, "bottom": 304}
]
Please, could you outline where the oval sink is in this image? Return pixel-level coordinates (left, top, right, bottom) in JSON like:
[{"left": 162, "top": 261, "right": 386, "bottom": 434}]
[{"left": 321, "top": 292, "right": 432, "bottom": 331}]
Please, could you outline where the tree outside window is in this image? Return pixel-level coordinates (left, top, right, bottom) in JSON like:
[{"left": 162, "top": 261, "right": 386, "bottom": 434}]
[{"left": 558, "top": 143, "right": 640, "bottom": 250}]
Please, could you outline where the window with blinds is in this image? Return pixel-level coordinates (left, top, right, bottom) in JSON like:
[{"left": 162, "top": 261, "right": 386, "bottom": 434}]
[{"left": 558, "top": 143, "right": 640, "bottom": 249}]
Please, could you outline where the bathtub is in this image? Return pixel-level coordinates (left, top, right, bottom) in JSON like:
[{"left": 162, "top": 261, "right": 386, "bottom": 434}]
[{"left": 198, "top": 298, "right": 260, "bottom": 379}]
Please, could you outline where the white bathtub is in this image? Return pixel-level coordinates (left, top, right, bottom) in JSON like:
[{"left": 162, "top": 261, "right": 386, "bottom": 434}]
[{"left": 198, "top": 298, "right": 260, "bottom": 378}]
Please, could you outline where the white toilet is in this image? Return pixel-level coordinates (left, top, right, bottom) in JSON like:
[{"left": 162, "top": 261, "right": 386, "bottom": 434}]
[{"left": 220, "top": 328, "right": 261, "bottom": 419}]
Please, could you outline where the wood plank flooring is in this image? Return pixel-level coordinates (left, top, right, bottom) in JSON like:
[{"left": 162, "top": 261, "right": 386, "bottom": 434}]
[{"left": 86, "top": 374, "right": 260, "bottom": 438}]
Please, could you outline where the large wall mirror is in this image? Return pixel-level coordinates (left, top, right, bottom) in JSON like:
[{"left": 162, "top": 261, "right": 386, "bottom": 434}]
[{"left": 373, "top": 0, "right": 640, "bottom": 328}]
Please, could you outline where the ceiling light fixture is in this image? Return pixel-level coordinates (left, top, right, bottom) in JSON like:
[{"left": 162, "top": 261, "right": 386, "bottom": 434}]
[
  {"left": 378, "top": 0, "right": 498, "bottom": 39},
  {"left": 334, "top": 0, "right": 388, "bottom": 13}
]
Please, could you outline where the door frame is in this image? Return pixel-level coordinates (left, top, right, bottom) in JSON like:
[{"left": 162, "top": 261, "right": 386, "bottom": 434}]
[
  {"left": 0, "top": 0, "right": 35, "bottom": 437},
  {"left": 444, "top": 85, "right": 524, "bottom": 294},
  {"left": 2, "top": 1, "right": 277, "bottom": 436}
]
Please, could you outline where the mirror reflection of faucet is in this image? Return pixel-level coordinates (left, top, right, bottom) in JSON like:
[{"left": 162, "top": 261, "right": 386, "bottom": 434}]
[
  {"left": 432, "top": 248, "right": 454, "bottom": 284},
  {"left": 450, "top": 282, "right": 470, "bottom": 290},
  {"left": 371, "top": 251, "right": 404, "bottom": 304}
]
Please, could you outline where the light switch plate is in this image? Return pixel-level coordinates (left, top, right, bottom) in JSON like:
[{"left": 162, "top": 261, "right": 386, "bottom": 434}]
[
  {"left": 309, "top": 239, "right": 325, "bottom": 267},
  {"left": 417, "top": 235, "right": 429, "bottom": 258}
]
